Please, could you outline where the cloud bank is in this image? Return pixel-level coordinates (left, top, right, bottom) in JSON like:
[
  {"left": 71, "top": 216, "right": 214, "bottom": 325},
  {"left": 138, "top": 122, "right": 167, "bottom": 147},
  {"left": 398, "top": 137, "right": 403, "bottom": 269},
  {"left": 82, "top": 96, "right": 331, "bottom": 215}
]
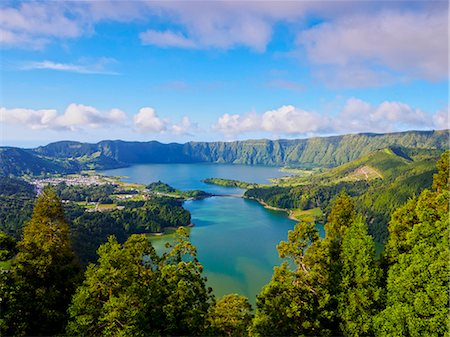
[{"left": 213, "top": 99, "right": 447, "bottom": 137}]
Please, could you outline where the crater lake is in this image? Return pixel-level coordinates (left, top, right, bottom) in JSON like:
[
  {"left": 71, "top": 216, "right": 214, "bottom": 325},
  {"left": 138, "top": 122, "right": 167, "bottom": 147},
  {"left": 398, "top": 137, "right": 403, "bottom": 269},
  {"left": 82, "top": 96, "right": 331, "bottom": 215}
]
[{"left": 101, "top": 163, "right": 297, "bottom": 304}]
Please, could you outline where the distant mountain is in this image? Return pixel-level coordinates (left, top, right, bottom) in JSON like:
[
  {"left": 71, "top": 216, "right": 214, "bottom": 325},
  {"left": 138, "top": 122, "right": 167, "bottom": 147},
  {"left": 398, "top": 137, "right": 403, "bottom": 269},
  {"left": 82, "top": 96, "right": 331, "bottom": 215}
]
[
  {"left": 1, "top": 129, "right": 448, "bottom": 176},
  {"left": 0, "top": 147, "right": 79, "bottom": 176}
]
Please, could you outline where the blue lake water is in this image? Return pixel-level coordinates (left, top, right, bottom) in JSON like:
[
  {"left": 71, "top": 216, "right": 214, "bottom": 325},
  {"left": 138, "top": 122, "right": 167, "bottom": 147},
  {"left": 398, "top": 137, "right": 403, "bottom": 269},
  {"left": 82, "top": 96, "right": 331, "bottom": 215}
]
[{"left": 101, "top": 163, "right": 299, "bottom": 305}]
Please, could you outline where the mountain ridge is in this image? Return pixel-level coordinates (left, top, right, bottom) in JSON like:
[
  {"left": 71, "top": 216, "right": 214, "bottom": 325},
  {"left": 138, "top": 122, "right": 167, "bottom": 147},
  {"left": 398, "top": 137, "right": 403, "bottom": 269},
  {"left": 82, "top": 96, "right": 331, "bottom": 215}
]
[{"left": 1, "top": 129, "right": 448, "bottom": 176}]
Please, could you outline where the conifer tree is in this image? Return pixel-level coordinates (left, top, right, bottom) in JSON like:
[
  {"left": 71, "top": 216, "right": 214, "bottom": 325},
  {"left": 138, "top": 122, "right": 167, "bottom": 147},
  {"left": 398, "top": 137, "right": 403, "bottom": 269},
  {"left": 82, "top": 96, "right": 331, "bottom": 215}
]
[{"left": 1, "top": 187, "right": 80, "bottom": 336}]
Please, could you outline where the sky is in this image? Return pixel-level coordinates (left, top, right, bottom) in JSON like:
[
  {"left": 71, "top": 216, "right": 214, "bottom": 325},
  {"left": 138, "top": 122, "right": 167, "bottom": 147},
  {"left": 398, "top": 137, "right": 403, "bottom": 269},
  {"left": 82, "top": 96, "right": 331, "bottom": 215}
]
[{"left": 0, "top": 0, "right": 448, "bottom": 147}]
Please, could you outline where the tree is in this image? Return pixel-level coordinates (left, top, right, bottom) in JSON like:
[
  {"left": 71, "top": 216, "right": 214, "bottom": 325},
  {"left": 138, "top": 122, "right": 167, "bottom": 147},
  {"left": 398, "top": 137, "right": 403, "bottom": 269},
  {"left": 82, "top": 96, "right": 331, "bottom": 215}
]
[
  {"left": 67, "top": 234, "right": 161, "bottom": 336},
  {"left": 1, "top": 187, "right": 80, "bottom": 336},
  {"left": 209, "top": 294, "right": 253, "bottom": 337},
  {"left": 375, "top": 152, "right": 450, "bottom": 336},
  {"left": 338, "top": 218, "right": 382, "bottom": 336},
  {"left": 67, "top": 227, "right": 213, "bottom": 336},
  {"left": 158, "top": 227, "right": 213, "bottom": 335},
  {"left": 0, "top": 231, "right": 16, "bottom": 261},
  {"left": 252, "top": 222, "right": 325, "bottom": 336}
]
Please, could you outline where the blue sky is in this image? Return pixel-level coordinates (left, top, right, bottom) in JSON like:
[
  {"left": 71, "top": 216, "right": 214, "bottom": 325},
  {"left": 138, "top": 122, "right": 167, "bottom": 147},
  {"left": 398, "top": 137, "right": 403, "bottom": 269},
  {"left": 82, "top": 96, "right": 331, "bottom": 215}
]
[{"left": 0, "top": 0, "right": 448, "bottom": 147}]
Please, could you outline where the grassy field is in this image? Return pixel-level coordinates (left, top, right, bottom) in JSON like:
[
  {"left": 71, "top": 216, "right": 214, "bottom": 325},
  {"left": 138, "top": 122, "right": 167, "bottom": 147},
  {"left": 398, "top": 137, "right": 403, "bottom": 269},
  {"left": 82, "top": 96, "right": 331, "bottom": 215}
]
[{"left": 290, "top": 207, "right": 323, "bottom": 223}]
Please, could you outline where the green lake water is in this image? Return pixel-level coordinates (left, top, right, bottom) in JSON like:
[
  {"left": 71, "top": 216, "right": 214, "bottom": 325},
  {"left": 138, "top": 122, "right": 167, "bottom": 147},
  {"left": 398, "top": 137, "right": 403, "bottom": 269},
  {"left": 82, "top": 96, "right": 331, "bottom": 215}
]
[{"left": 101, "top": 163, "right": 302, "bottom": 305}]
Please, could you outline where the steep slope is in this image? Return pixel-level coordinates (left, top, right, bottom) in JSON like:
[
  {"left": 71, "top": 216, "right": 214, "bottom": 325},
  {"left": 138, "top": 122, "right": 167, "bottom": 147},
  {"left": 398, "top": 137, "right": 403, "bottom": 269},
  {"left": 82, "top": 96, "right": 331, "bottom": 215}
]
[
  {"left": 245, "top": 148, "right": 440, "bottom": 241},
  {"left": 34, "top": 129, "right": 450, "bottom": 168},
  {"left": 2, "top": 129, "right": 448, "bottom": 176},
  {"left": 0, "top": 147, "right": 79, "bottom": 176}
]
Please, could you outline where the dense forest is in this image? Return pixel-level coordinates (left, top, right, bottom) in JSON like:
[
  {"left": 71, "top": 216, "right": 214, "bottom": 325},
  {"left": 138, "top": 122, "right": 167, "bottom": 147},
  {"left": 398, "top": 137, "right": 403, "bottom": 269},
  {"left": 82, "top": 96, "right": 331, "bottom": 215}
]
[
  {"left": 0, "top": 130, "right": 448, "bottom": 175},
  {"left": 245, "top": 147, "right": 440, "bottom": 242},
  {"left": 0, "top": 178, "right": 191, "bottom": 265},
  {"left": 0, "top": 151, "right": 448, "bottom": 336}
]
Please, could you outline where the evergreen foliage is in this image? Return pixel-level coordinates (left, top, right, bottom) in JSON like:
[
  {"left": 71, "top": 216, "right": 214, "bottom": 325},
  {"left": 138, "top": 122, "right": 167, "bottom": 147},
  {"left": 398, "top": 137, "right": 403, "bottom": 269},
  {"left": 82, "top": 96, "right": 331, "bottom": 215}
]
[
  {"left": 0, "top": 187, "right": 80, "bottom": 336},
  {"left": 208, "top": 294, "right": 253, "bottom": 337},
  {"left": 67, "top": 228, "right": 213, "bottom": 336},
  {"left": 375, "top": 151, "right": 450, "bottom": 336}
]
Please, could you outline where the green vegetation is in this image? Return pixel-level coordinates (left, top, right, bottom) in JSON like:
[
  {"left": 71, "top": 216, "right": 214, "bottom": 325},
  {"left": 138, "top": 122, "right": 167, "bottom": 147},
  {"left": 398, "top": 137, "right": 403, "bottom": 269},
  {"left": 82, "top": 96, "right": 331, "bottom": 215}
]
[
  {"left": 0, "top": 177, "right": 35, "bottom": 238},
  {"left": 246, "top": 147, "right": 441, "bottom": 242},
  {"left": 0, "top": 150, "right": 448, "bottom": 336},
  {"left": 1, "top": 130, "right": 447, "bottom": 176},
  {"left": 147, "top": 181, "right": 211, "bottom": 199},
  {"left": 67, "top": 228, "right": 213, "bottom": 336},
  {"left": 203, "top": 178, "right": 259, "bottom": 189},
  {"left": 0, "top": 188, "right": 81, "bottom": 336}
]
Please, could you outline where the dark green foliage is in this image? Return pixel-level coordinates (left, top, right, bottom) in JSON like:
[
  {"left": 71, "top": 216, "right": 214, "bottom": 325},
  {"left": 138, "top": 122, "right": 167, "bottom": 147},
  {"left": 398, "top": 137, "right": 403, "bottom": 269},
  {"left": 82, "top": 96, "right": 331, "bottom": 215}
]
[
  {"left": 433, "top": 150, "right": 449, "bottom": 192},
  {"left": 375, "top": 152, "right": 450, "bottom": 336},
  {"left": 67, "top": 228, "right": 213, "bottom": 336},
  {"left": 253, "top": 222, "right": 325, "bottom": 336},
  {"left": 208, "top": 294, "right": 253, "bottom": 337},
  {"left": 0, "top": 177, "right": 35, "bottom": 238},
  {"left": 1, "top": 187, "right": 81, "bottom": 336},
  {"left": 254, "top": 193, "right": 382, "bottom": 337},
  {"left": 0, "top": 147, "right": 79, "bottom": 176},
  {"left": 147, "top": 180, "right": 176, "bottom": 193},
  {"left": 203, "top": 177, "right": 258, "bottom": 189},
  {"left": 0, "top": 231, "right": 17, "bottom": 260},
  {"left": 246, "top": 181, "right": 368, "bottom": 211},
  {"left": 338, "top": 219, "right": 382, "bottom": 336},
  {"left": 147, "top": 181, "right": 211, "bottom": 199},
  {"left": 54, "top": 181, "right": 116, "bottom": 202},
  {"left": 66, "top": 235, "right": 161, "bottom": 336}
]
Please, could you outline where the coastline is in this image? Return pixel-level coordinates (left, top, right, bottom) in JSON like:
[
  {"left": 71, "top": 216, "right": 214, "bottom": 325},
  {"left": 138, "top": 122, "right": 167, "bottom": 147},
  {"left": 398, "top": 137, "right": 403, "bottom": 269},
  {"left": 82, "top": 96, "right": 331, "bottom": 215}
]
[{"left": 245, "top": 196, "right": 298, "bottom": 222}]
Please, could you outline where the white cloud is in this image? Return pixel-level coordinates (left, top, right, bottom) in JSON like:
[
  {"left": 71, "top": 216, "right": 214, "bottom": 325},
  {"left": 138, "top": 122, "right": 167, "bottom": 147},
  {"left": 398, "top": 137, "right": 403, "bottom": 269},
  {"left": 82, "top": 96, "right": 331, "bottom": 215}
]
[
  {"left": 20, "top": 59, "right": 119, "bottom": 75},
  {"left": 0, "top": 104, "right": 126, "bottom": 131},
  {"left": 0, "top": 2, "right": 85, "bottom": 48},
  {"left": 171, "top": 116, "right": 194, "bottom": 135},
  {"left": 298, "top": 9, "right": 448, "bottom": 82},
  {"left": 133, "top": 107, "right": 167, "bottom": 133},
  {"left": 213, "top": 99, "right": 445, "bottom": 137},
  {"left": 334, "top": 98, "right": 434, "bottom": 133},
  {"left": 214, "top": 105, "right": 328, "bottom": 136},
  {"left": 432, "top": 109, "right": 450, "bottom": 130}
]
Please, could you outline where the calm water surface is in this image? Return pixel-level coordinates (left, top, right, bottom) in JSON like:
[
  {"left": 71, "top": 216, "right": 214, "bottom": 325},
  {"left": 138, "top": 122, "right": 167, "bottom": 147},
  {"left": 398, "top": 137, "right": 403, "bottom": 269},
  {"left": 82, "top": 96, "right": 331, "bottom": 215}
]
[{"left": 101, "top": 163, "right": 299, "bottom": 304}]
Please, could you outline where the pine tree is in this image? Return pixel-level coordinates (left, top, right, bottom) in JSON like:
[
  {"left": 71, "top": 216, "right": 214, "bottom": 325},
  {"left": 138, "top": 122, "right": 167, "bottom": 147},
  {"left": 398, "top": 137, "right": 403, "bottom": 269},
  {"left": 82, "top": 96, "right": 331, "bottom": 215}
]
[{"left": 1, "top": 187, "right": 80, "bottom": 336}]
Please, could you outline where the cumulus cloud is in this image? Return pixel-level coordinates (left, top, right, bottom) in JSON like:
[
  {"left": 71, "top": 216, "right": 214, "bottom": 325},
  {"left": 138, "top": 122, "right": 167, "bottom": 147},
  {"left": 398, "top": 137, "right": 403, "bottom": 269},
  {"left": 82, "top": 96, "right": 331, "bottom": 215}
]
[
  {"left": 213, "top": 99, "right": 446, "bottom": 137},
  {"left": 171, "top": 116, "right": 194, "bottom": 135},
  {"left": 132, "top": 108, "right": 194, "bottom": 135},
  {"left": 213, "top": 106, "right": 328, "bottom": 136},
  {"left": 298, "top": 9, "right": 448, "bottom": 82},
  {"left": 333, "top": 98, "right": 435, "bottom": 133},
  {"left": 432, "top": 109, "right": 450, "bottom": 130},
  {"left": 133, "top": 108, "right": 167, "bottom": 133},
  {"left": 0, "top": 104, "right": 126, "bottom": 131}
]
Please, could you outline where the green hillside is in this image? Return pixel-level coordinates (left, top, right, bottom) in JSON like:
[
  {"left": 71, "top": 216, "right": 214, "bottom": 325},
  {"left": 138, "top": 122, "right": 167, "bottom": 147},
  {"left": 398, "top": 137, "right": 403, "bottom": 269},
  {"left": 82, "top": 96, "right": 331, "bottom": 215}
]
[
  {"left": 245, "top": 147, "right": 440, "bottom": 241},
  {"left": 1, "top": 129, "right": 448, "bottom": 176},
  {"left": 0, "top": 147, "right": 79, "bottom": 176}
]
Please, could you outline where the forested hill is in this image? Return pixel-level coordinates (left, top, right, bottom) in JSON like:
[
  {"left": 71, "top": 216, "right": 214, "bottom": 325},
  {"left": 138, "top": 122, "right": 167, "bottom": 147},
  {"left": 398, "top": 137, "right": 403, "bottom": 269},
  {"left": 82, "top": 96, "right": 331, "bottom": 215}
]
[{"left": 1, "top": 130, "right": 448, "bottom": 175}]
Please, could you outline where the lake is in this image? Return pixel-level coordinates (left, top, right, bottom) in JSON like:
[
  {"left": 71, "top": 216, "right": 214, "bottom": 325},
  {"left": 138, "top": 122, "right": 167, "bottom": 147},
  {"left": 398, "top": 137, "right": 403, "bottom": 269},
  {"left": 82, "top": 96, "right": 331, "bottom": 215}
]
[{"left": 101, "top": 163, "right": 298, "bottom": 305}]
